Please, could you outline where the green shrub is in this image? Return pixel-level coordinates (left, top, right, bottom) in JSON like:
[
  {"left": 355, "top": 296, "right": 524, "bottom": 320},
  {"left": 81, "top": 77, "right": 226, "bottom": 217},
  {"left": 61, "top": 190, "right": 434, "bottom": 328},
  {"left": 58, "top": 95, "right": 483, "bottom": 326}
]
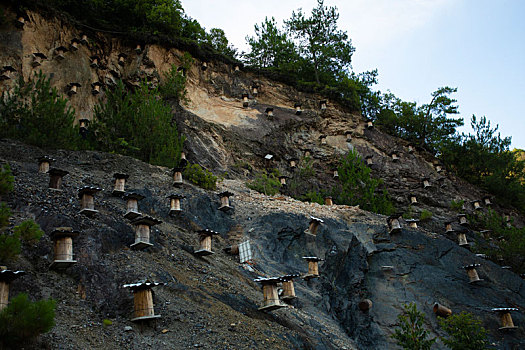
[
  {"left": 183, "top": 163, "right": 218, "bottom": 190},
  {"left": 13, "top": 220, "right": 43, "bottom": 244},
  {"left": 0, "top": 164, "right": 14, "bottom": 199},
  {"left": 103, "top": 319, "right": 113, "bottom": 327},
  {"left": 246, "top": 169, "right": 281, "bottom": 196},
  {"left": 392, "top": 303, "right": 436, "bottom": 350},
  {"left": 302, "top": 191, "right": 324, "bottom": 204},
  {"left": 159, "top": 61, "right": 189, "bottom": 103},
  {"left": 450, "top": 200, "right": 464, "bottom": 212},
  {"left": 92, "top": 80, "right": 185, "bottom": 168},
  {"left": 0, "top": 232, "right": 21, "bottom": 263},
  {"left": 0, "top": 293, "right": 55, "bottom": 348},
  {"left": 438, "top": 312, "right": 489, "bottom": 350},
  {"left": 403, "top": 205, "right": 415, "bottom": 219},
  {"left": 0, "top": 71, "right": 78, "bottom": 149},
  {"left": 420, "top": 210, "right": 433, "bottom": 221},
  {"left": 0, "top": 203, "right": 11, "bottom": 229}
]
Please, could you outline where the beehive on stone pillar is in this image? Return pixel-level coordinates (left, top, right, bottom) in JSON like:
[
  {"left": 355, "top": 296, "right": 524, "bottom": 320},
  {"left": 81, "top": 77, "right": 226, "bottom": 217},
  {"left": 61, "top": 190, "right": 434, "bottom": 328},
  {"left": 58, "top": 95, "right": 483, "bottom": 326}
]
[
  {"left": 112, "top": 173, "right": 129, "bottom": 196},
  {"left": 305, "top": 216, "right": 324, "bottom": 236},
  {"left": 242, "top": 93, "right": 249, "bottom": 108},
  {"left": 319, "top": 134, "right": 327, "bottom": 145},
  {"left": 201, "top": 62, "right": 208, "bottom": 71},
  {"left": 304, "top": 150, "right": 311, "bottom": 158},
  {"left": 388, "top": 214, "right": 402, "bottom": 234},
  {"left": 435, "top": 163, "right": 443, "bottom": 173},
  {"left": 78, "top": 118, "right": 89, "bottom": 138},
  {"left": 218, "top": 191, "right": 234, "bottom": 211},
  {"left": 333, "top": 168, "right": 339, "bottom": 179},
  {"left": 390, "top": 151, "right": 400, "bottom": 162},
  {"left": 278, "top": 176, "right": 288, "bottom": 187},
  {"left": 70, "top": 38, "right": 81, "bottom": 51},
  {"left": 433, "top": 303, "right": 452, "bottom": 317},
  {"left": 0, "top": 66, "right": 16, "bottom": 80},
  {"left": 179, "top": 151, "right": 188, "bottom": 167},
  {"left": 78, "top": 186, "right": 102, "bottom": 216},
  {"left": 408, "top": 145, "right": 415, "bottom": 154},
  {"left": 254, "top": 277, "right": 286, "bottom": 311},
  {"left": 15, "top": 13, "right": 28, "bottom": 28},
  {"left": 264, "top": 154, "right": 274, "bottom": 168},
  {"left": 67, "top": 83, "right": 81, "bottom": 96},
  {"left": 444, "top": 221, "right": 454, "bottom": 233},
  {"left": 118, "top": 53, "right": 127, "bottom": 66},
  {"left": 457, "top": 214, "right": 469, "bottom": 226},
  {"left": 37, "top": 156, "right": 55, "bottom": 173},
  {"left": 294, "top": 103, "right": 302, "bottom": 115},
  {"left": 172, "top": 167, "right": 184, "bottom": 186},
  {"left": 265, "top": 107, "right": 274, "bottom": 119},
  {"left": 319, "top": 100, "right": 327, "bottom": 111},
  {"left": 123, "top": 280, "right": 164, "bottom": 322},
  {"left": 54, "top": 46, "right": 68, "bottom": 60},
  {"left": 32, "top": 53, "right": 47, "bottom": 68},
  {"left": 408, "top": 194, "right": 418, "bottom": 205},
  {"left": 456, "top": 229, "right": 469, "bottom": 248},
  {"left": 130, "top": 215, "right": 162, "bottom": 249},
  {"left": 406, "top": 219, "right": 419, "bottom": 229},
  {"left": 91, "top": 82, "right": 103, "bottom": 95},
  {"left": 345, "top": 131, "right": 352, "bottom": 142},
  {"left": 168, "top": 194, "right": 185, "bottom": 215},
  {"left": 252, "top": 84, "right": 259, "bottom": 96},
  {"left": 366, "top": 119, "right": 374, "bottom": 129},
  {"left": 234, "top": 64, "right": 240, "bottom": 72},
  {"left": 123, "top": 192, "right": 145, "bottom": 219},
  {"left": 90, "top": 55, "right": 100, "bottom": 68},
  {"left": 471, "top": 200, "right": 482, "bottom": 211},
  {"left": 194, "top": 229, "right": 220, "bottom": 256},
  {"left": 422, "top": 177, "right": 432, "bottom": 189},
  {"left": 462, "top": 263, "right": 483, "bottom": 284},
  {"left": 365, "top": 155, "right": 374, "bottom": 166},
  {"left": 302, "top": 257, "right": 324, "bottom": 280},
  {"left": 135, "top": 44, "right": 143, "bottom": 54},
  {"left": 482, "top": 196, "right": 492, "bottom": 206},
  {"left": 492, "top": 308, "right": 519, "bottom": 330},
  {"left": 280, "top": 274, "right": 300, "bottom": 302},
  {"left": 177, "top": 66, "right": 186, "bottom": 77},
  {"left": 80, "top": 33, "right": 89, "bottom": 45},
  {"left": 325, "top": 196, "right": 333, "bottom": 206},
  {"left": 50, "top": 227, "right": 79, "bottom": 269},
  {"left": 0, "top": 268, "right": 25, "bottom": 311},
  {"left": 289, "top": 157, "right": 298, "bottom": 169},
  {"left": 48, "top": 168, "right": 69, "bottom": 190}
]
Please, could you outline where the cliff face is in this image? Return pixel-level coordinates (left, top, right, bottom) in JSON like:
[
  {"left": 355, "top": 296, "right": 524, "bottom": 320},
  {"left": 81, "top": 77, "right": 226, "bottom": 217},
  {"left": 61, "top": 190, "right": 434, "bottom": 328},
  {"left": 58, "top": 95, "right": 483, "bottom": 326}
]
[{"left": 1, "top": 6, "right": 525, "bottom": 350}]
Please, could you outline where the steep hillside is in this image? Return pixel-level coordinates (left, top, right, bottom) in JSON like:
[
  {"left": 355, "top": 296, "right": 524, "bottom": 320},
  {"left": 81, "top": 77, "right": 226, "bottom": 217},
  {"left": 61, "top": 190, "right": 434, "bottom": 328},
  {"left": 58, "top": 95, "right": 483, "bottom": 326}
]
[{"left": 0, "top": 5, "right": 524, "bottom": 350}]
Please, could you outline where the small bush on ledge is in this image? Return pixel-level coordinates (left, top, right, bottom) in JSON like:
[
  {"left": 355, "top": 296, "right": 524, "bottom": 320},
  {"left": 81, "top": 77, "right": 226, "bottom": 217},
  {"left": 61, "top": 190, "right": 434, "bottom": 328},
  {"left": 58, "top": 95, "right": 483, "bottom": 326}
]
[
  {"left": 183, "top": 163, "right": 218, "bottom": 190},
  {"left": 247, "top": 169, "right": 281, "bottom": 196}
]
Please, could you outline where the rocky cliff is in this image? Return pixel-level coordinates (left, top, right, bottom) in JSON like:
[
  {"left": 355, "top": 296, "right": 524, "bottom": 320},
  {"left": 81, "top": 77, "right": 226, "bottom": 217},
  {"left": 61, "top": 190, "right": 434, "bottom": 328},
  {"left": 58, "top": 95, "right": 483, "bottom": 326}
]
[{"left": 1, "top": 5, "right": 524, "bottom": 350}]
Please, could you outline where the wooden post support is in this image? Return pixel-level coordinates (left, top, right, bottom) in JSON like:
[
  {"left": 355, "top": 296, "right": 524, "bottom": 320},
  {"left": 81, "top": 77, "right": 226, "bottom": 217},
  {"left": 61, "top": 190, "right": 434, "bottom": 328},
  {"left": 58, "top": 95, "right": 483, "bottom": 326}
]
[
  {"left": 32, "top": 53, "right": 47, "bottom": 68},
  {"left": 130, "top": 215, "right": 162, "bottom": 249},
  {"left": 388, "top": 214, "right": 403, "bottom": 234},
  {"left": 54, "top": 46, "right": 68, "bottom": 61},
  {"left": 78, "top": 186, "right": 102, "bottom": 216},
  {"left": 433, "top": 303, "right": 452, "bottom": 317},
  {"left": 194, "top": 229, "right": 220, "bottom": 256},
  {"left": 123, "top": 280, "right": 164, "bottom": 322},
  {"left": 358, "top": 299, "right": 373, "bottom": 312},
  {"left": 457, "top": 230, "right": 469, "bottom": 247},
  {"left": 172, "top": 167, "right": 184, "bottom": 186},
  {"left": 37, "top": 156, "right": 55, "bottom": 173},
  {"left": 0, "top": 66, "right": 16, "bottom": 80},
  {"left": 218, "top": 191, "right": 234, "bottom": 211},
  {"left": 319, "top": 100, "right": 327, "bottom": 111},
  {"left": 254, "top": 277, "right": 286, "bottom": 311},
  {"left": 422, "top": 177, "right": 432, "bottom": 189},
  {"left": 242, "top": 93, "right": 249, "bottom": 108},
  {"left": 91, "top": 82, "right": 103, "bottom": 95},
  {"left": 325, "top": 196, "right": 333, "bottom": 206},
  {"left": 50, "top": 227, "right": 80, "bottom": 269},
  {"left": 406, "top": 219, "right": 419, "bottom": 229},
  {"left": 409, "top": 194, "right": 418, "bottom": 205},
  {"left": 280, "top": 274, "right": 300, "bottom": 302},
  {"left": 168, "top": 194, "right": 185, "bottom": 215},
  {"left": 67, "top": 83, "right": 82, "bottom": 96},
  {"left": 0, "top": 269, "right": 25, "bottom": 311},
  {"left": 265, "top": 107, "right": 274, "bottom": 119},
  {"left": 123, "top": 192, "right": 145, "bottom": 219},
  {"left": 457, "top": 214, "right": 469, "bottom": 226},
  {"left": 112, "top": 173, "right": 129, "bottom": 196},
  {"left": 70, "top": 38, "right": 81, "bottom": 51},
  {"left": 305, "top": 216, "right": 324, "bottom": 236},
  {"left": 118, "top": 53, "right": 127, "bottom": 66},
  {"left": 492, "top": 308, "right": 519, "bottom": 330},
  {"left": 90, "top": 55, "right": 100, "bottom": 68},
  {"left": 471, "top": 200, "right": 482, "bottom": 211},
  {"left": 365, "top": 155, "right": 374, "bottom": 166},
  {"left": 294, "top": 103, "right": 302, "bottom": 115},
  {"left": 463, "top": 264, "right": 483, "bottom": 284},
  {"left": 302, "top": 257, "right": 324, "bottom": 280},
  {"left": 48, "top": 168, "right": 69, "bottom": 190},
  {"left": 319, "top": 134, "right": 327, "bottom": 145}
]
